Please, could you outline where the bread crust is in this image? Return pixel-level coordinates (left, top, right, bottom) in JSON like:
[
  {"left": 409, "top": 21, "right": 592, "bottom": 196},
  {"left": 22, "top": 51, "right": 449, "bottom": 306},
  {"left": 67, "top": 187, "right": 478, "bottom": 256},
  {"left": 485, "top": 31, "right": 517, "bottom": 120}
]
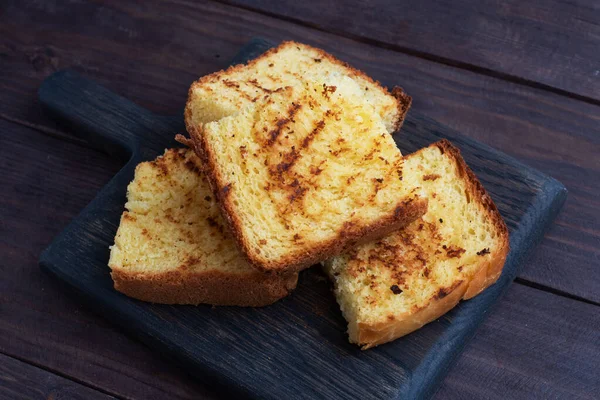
[
  {"left": 354, "top": 140, "right": 510, "bottom": 349},
  {"left": 188, "top": 124, "right": 427, "bottom": 274},
  {"left": 184, "top": 41, "right": 410, "bottom": 134},
  {"left": 390, "top": 86, "right": 412, "bottom": 131},
  {"left": 111, "top": 267, "right": 297, "bottom": 307}
]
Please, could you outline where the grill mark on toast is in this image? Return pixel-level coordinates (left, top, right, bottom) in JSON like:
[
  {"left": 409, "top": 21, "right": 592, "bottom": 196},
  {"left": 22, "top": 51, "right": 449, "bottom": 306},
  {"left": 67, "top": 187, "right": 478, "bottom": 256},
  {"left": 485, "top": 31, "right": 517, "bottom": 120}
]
[
  {"left": 267, "top": 118, "right": 291, "bottom": 146},
  {"left": 222, "top": 79, "right": 239, "bottom": 88},
  {"left": 240, "top": 91, "right": 255, "bottom": 102},
  {"left": 265, "top": 102, "right": 302, "bottom": 146},
  {"left": 281, "top": 117, "right": 330, "bottom": 214},
  {"left": 266, "top": 104, "right": 332, "bottom": 218},
  {"left": 248, "top": 78, "right": 285, "bottom": 94},
  {"left": 271, "top": 114, "right": 328, "bottom": 179},
  {"left": 423, "top": 173, "right": 441, "bottom": 181},
  {"left": 287, "top": 179, "right": 308, "bottom": 204},
  {"left": 309, "top": 160, "right": 326, "bottom": 176},
  {"left": 302, "top": 119, "right": 326, "bottom": 149},
  {"left": 272, "top": 149, "right": 299, "bottom": 176}
]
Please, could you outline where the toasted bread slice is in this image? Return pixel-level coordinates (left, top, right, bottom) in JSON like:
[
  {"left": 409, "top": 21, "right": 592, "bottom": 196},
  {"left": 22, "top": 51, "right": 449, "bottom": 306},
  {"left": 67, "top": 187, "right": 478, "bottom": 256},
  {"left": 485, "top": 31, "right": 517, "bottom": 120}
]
[
  {"left": 187, "top": 78, "right": 427, "bottom": 274},
  {"left": 324, "top": 140, "right": 509, "bottom": 349},
  {"left": 108, "top": 149, "right": 297, "bottom": 307},
  {"left": 185, "top": 41, "right": 411, "bottom": 134}
]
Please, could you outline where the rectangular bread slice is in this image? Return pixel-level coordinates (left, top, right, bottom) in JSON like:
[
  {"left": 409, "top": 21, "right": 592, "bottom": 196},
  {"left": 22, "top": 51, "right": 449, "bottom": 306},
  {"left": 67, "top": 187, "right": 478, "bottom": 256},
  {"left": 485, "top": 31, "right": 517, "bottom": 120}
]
[
  {"left": 109, "top": 148, "right": 297, "bottom": 307},
  {"left": 186, "top": 77, "right": 427, "bottom": 274},
  {"left": 324, "top": 140, "right": 510, "bottom": 349},
  {"left": 185, "top": 41, "right": 411, "bottom": 134}
]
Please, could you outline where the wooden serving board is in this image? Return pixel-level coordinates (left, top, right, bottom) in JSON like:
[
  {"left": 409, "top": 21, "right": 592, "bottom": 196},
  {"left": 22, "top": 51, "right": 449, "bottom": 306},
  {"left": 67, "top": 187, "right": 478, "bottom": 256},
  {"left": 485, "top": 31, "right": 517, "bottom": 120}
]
[{"left": 39, "top": 39, "right": 567, "bottom": 400}]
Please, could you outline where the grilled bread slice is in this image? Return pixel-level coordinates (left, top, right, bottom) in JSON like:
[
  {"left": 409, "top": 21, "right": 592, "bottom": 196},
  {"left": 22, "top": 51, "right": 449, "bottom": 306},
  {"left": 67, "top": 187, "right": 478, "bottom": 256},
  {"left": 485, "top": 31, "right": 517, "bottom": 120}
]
[
  {"left": 185, "top": 41, "right": 411, "bottom": 134},
  {"left": 187, "top": 78, "right": 427, "bottom": 274},
  {"left": 324, "top": 140, "right": 509, "bottom": 349},
  {"left": 108, "top": 148, "right": 297, "bottom": 307}
]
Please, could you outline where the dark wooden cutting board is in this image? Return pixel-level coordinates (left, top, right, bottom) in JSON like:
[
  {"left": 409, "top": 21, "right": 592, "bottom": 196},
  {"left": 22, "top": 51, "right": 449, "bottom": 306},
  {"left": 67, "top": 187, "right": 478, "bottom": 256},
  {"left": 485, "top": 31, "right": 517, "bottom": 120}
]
[{"left": 38, "top": 39, "right": 567, "bottom": 400}]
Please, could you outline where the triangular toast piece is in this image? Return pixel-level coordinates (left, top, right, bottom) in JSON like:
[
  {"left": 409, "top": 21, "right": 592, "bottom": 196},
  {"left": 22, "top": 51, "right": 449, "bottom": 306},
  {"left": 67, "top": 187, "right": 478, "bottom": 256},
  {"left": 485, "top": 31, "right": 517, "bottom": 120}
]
[
  {"left": 109, "top": 149, "right": 297, "bottom": 306},
  {"left": 324, "top": 140, "right": 509, "bottom": 349}
]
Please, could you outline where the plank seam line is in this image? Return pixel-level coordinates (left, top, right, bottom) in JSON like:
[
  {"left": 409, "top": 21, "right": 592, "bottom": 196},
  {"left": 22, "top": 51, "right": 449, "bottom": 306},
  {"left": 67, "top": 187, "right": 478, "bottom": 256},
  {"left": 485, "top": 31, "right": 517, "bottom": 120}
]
[
  {"left": 0, "top": 112, "right": 95, "bottom": 149},
  {"left": 0, "top": 349, "right": 125, "bottom": 399},
  {"left": 214, "top": 0, "right": 600, "bottom": 107},
  {"left": 515, "top": 278, "right": 600, "bottom": 307}
]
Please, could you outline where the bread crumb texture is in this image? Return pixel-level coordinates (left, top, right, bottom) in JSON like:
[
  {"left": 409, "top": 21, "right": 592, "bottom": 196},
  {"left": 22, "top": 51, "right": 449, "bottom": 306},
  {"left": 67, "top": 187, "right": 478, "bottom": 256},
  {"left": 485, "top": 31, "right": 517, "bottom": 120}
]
[
  {"left": 324, "top": 141, "right": 509, "bottom": 348},
  {"left": 185, "top": 41, "right": 408, "bottom": 134},
  {"left": 108, "top": 148, "right": 297, "bottom": 306},
  {"left": 193, "top": 75, "right": 425, "bottom": 272}
]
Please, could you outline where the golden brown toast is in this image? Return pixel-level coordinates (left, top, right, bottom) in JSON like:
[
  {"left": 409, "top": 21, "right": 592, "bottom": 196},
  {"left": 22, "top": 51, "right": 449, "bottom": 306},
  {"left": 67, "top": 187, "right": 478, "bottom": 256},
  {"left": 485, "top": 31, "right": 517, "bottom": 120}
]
[
  {"left": 108, "top": 149, "right": 297, "bottom": 306},
  {"left": 324, "top": 140, "right": 509, "bottom": 349},
  {"left": 185, "top": 41, "right": 411, "bottom": 134},
  {"left": 186, "top": 78, "right": 427, "bottom": 274}
]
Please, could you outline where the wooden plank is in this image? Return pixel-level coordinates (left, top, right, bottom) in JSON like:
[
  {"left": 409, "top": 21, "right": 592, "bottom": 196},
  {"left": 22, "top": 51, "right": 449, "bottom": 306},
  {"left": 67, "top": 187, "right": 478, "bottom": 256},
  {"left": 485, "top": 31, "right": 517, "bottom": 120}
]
[
  {"left": 0, "top": 353, "right": 115, "bottom": 400},
  {"left": 224, "top": 0, "right": 600, "bottom": 102},
  {"left": 437, "top": 284, "right": 600, "bottom": 399},
  {"left": 0, "top": 119, "right": 212, "bottom": 399},
  {"left": 1, "top": 0, "right": 598, "bottom": 302}
]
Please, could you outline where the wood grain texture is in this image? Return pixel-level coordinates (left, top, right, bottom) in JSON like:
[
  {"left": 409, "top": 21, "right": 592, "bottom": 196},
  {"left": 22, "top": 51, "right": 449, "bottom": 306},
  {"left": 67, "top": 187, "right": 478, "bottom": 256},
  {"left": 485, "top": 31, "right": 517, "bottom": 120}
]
[
  {"left": 0, "top": 119, "right": 213, "bottom": 399},
  {"left": 1, "top": 0, "right": 598, "bottom": 302},
  {"left": 436, "top": 283, "right": 600, "bottom": 399},
  {"left": 224, "top": 0, "right": 600, "bottom": 102},
  {"left": 35, "top": 38, "right": 567, "bottom": 399},
  {"left": 0, "top": 353, "right": 115, "bottom": 400},
  {"left": 0, "top": 9, "right": 595, "bottom": 396}
]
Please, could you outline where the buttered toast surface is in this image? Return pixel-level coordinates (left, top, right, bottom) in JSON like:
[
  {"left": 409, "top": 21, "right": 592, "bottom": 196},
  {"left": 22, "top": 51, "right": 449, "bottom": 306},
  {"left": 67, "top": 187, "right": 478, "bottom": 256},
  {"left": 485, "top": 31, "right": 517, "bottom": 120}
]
[
  {"left": 185, "top": 41, "right": 411, "bottom": 134},
  {"left": 324, "top": 140, "right": 509, "bottom": 348},
  {"left": 187, "top": 79, "right": 427, "bottom": 274},
  {"left": 109, "top": 148, "right": 297, "bottom": 306}
]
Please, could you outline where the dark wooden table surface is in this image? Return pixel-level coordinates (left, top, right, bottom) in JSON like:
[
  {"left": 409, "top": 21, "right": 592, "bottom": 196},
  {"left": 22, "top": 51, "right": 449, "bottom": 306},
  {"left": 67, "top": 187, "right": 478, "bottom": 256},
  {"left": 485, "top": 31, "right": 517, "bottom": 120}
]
[{"left": 1, "top": 1, "right": 599, "bottom": 399}]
